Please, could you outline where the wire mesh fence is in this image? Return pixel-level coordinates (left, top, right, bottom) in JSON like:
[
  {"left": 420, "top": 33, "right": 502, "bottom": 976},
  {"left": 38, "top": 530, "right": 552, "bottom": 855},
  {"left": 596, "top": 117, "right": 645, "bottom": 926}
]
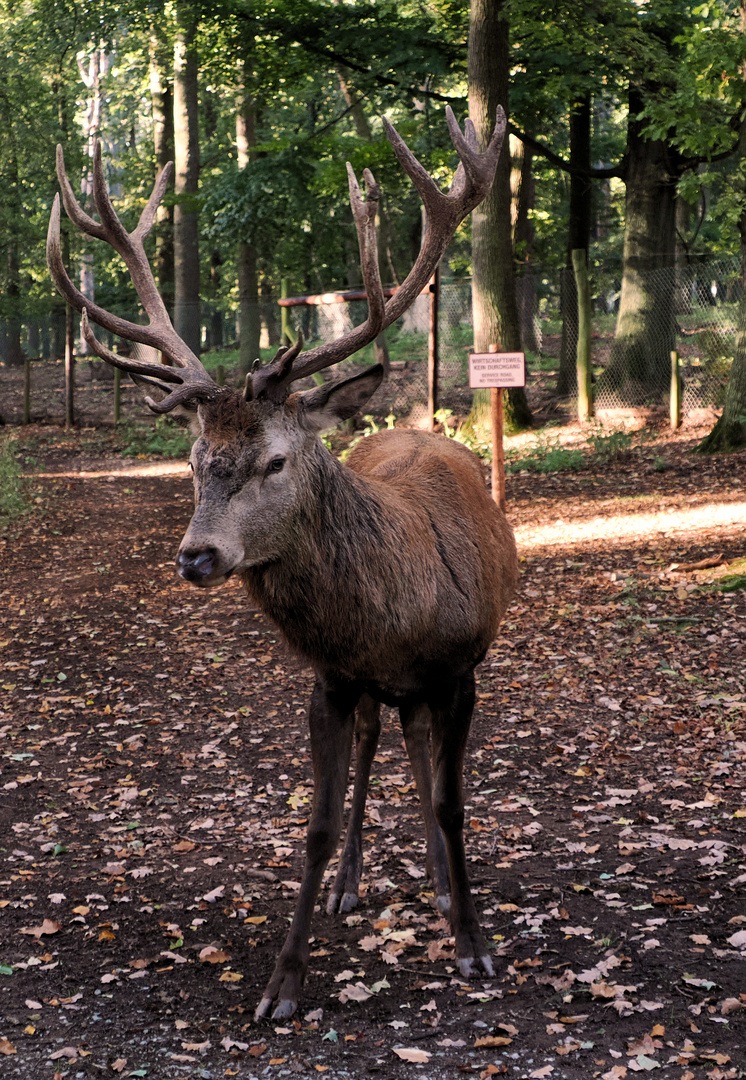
[{"left": 0, "top": 258, "right": 738, "bottom": 425}]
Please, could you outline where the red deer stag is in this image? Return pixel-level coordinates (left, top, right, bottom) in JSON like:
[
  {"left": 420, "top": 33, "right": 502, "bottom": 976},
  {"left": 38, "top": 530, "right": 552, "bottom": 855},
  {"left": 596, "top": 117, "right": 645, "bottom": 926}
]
[{"left": 47, "top": 107, "right": 518, "bottom": 1020}]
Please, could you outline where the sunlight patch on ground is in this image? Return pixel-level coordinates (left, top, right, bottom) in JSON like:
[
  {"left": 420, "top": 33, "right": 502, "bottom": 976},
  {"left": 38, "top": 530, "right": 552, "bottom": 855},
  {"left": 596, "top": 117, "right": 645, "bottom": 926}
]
[
  {"left": 514, "top": 500, "right": 746, "bottom": 550},
  {"left": 29, "top": 460, "right": 191, "bottom": 480}
]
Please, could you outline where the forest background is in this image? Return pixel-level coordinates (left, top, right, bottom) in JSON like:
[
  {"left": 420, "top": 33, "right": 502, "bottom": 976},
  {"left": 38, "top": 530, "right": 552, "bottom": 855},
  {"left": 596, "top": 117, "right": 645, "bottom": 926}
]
[{"left": 2, "top": 0, "right": 746, "bottom": 450}]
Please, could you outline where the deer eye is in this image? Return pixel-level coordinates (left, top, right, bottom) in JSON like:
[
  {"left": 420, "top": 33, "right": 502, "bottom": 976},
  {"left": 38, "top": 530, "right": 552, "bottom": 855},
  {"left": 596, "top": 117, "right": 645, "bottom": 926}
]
[{"left": 266, "top": 457, "right": 286, "bottom": 474}]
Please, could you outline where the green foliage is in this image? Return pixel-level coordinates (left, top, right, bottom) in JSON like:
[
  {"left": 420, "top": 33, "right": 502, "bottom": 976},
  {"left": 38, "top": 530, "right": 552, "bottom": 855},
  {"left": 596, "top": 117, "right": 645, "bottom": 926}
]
[
  {"left": 0, "top": 438, "right": 28, "bottom": 527},
  {"left": 120, "top": 419, "right": 193, "bottom": 459},
  {"left": 339, "top": 411, "right": 396, "bottom": 461},
  {"left": 506, "top": 437, "right": 585, "bottom": 474},
  {"left": 585, "top": 426, "right": 634, "bottom": 461},
  {"left": 715, "top": 573, "right": 746, "bottom": 593}
]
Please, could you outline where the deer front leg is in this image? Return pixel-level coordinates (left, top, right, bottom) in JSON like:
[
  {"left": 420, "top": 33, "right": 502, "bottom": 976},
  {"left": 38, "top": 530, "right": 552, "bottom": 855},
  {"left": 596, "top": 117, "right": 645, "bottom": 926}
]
[
  {"left": 255, "top": 677, "right": 358, "bottom": 1021},
  {"left": 429, "top": 672, "right": 493, "bottom": 978},
  {"left": 327, "top": 693, "right": 381, "bottom": 915},
  {"left": 400, "top": 702, "right": 450, "bottom": 916}
]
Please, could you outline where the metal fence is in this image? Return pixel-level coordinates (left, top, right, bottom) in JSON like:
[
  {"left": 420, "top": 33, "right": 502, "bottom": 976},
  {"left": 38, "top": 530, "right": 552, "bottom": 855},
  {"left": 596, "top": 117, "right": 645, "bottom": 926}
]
[{"left": 0, "top": 258, "right": 738, "bottom": 425}]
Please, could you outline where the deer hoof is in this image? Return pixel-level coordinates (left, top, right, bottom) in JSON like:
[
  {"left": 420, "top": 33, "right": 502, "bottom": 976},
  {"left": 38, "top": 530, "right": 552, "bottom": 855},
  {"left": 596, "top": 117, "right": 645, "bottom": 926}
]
[
  {"left": 254, "top": 996, "right": 274, "bottom": 1021},
  {"left": 326, "top": 890, "right": 359, "bottom": 915},
  {"left": 271, "top": 998, "right": 298, "bottom": 1021},
  {"left": 456, "top": 952, "right": 494, "bottom": 978},
  {"left": 435, "top": 893, "right": 451, "bottom": 917}
]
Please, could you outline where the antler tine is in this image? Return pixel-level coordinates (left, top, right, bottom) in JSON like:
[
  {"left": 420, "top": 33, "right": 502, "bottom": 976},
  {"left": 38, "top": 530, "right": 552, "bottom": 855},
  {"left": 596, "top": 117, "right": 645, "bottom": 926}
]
[
  {"left": 252, "top": 163, "right": 385, "bottom": 398},
  {"left": 79, "top": 309, "right": 182, "bottom": 384},
  {"left": 275, "top": 107, "right": 505, "bottom": 388},
  {"left": 49, "top": 144, "right": 214, "bottom": 393}
]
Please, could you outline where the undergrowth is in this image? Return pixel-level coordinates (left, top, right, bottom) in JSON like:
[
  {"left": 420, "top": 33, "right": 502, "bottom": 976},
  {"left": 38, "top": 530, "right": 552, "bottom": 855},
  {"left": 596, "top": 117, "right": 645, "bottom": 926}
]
[
  {"left": 0, "top": 438, "right": 28, "bottom": 528},
  {"left": 120, "top": 418, "right": 193, "bottom": 459}
]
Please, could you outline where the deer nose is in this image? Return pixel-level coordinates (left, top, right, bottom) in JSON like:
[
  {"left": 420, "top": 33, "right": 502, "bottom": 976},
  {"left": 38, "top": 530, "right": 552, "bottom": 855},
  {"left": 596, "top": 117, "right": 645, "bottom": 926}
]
[{"left": 176, "top": 548, "right": 217, "bottom": 583}]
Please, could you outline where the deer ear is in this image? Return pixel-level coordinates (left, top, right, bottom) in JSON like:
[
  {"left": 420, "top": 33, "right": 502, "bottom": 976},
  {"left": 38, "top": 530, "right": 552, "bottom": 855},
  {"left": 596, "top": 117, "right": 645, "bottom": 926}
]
[
  {"left": 129, "top": 373, "right": 204, "bottom": 436},
  {"left": 297, "top": 365, "right": 384, "bottom": 432}
]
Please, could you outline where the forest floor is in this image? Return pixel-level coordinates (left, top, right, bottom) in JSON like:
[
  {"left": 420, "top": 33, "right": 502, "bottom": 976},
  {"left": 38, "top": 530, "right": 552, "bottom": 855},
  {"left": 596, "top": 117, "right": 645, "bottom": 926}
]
[{"left": 0, "top": 409, "right": 745, "bottom": 1080}]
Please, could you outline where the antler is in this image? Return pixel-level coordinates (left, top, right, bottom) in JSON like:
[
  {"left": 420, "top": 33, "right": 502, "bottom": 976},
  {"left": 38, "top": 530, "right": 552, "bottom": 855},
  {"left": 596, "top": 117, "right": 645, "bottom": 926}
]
[
  {"left": 47, "top": 141, "right": 219, "bottom": 412},
  {"left": 251, "top": 104, "right": 506, "bottom": 400},
  {"left": 48, "top": 106, "right": 505, "bottom": 412}
]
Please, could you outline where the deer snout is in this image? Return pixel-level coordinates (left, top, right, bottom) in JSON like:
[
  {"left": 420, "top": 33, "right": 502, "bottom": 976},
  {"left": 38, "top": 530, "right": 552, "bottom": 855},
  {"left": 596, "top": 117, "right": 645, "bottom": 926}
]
[{"left": 176, "top": 547, "right": 220, "bottom": 585}]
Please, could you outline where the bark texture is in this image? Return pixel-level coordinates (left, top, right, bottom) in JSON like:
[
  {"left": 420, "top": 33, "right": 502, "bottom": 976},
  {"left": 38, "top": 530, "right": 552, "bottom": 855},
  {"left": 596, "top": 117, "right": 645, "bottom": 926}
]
[
  {"left": 697, "top": 113, "right": 746, "bottom": 452},
  {"left": 173, "top": 1, "right": 201, "bottom": 357},
  {"left": 558, "top": 96, "right": 592, "bottom": 397},
  {"left": 150, "top": 29, "right": 175, "bottom": 314},
  {"left": 468, "top": 0, "right": 531, "bottom": 430}
]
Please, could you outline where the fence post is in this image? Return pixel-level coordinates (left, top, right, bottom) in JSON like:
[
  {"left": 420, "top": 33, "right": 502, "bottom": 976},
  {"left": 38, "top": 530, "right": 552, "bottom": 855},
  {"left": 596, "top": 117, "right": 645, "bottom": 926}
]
[
  {"left": 670, "top": 350, "right": 681, "bottom": 430},
  {"left": 23, "top": 358, "right": 31, "bottom": 424},
  {"left": 113, "top": 367, "right": 121, "bottom": 424},
  {"left": 428, "top": 267, "right": 440, "bottom": 430},
  {"left": 280, "top": 279, "right": 296, "bottom": 346},
  {"left": 571, "top": 248, "right": 593, "bottom": 422}
]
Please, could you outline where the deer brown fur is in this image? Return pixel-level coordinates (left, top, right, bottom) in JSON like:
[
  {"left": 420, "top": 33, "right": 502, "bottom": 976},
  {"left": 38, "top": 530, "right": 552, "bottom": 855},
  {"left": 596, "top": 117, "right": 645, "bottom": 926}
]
[
  {"left": 175, "top": 368, "right": 518, "bottom": 1019},
  {"left": 46, "top": 106, "right": 514, "bottom": 1021}
]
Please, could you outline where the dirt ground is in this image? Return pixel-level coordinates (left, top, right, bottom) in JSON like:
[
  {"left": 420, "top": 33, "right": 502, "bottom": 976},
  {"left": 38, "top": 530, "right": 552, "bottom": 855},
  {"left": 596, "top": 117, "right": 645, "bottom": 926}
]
[{"left": 0, "top": 400, "right": 745, "bottom": 1080}]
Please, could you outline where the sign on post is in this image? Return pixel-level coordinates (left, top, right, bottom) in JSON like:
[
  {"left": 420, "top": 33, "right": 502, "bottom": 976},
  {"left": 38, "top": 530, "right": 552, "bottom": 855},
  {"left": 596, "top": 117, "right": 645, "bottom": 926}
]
[
  {"left": 467, "top": 350, "right": 526, "bottom": 511},
  {"left": 468, "top": 351, "right": 526, "bottom": 389}
]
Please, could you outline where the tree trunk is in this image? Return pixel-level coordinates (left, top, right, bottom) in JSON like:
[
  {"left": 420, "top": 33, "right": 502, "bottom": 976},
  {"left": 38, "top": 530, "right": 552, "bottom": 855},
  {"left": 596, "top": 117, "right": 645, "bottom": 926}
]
[
  {"left": 77, "top": 46, "right": 110, "bottom": 355},
  {"left": 558, "top": 95, "right": 592, "bottom": 397},
  {"left": 150, "top": 27, "right": 175, "bottom": 314},
  {"left": 236, "top": 51, "right": 262, "bottom": 375},
  {"left": 173, "top": 1, "right": 201, "bottom": 356},
  {"left": 697, "top": 111, "right": 746, "bottom": 452},
  {"left": 600, "top": 88, "right": 685, "bottom": 403},
  {"left": 467, "top": 0, "right": 531, "bottom": 431},
  {"left": 511, "top": 134, "right": 539, "bottom": 353}
]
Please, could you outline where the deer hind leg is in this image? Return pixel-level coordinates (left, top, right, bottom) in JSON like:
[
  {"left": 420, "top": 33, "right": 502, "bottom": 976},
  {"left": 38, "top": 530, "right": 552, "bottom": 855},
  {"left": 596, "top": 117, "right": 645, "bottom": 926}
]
[
  {"left": 429, "top": 671, "right": 493, "bottom": 978},
  {"left": 327, "top": 693, "right": 381, "bottom": 915},
  {"left": 400, "top": 701, "right": 450, "bottom": 916},
  {"left": 255, "top": 677, "right": 359, "bottom": 1021}
]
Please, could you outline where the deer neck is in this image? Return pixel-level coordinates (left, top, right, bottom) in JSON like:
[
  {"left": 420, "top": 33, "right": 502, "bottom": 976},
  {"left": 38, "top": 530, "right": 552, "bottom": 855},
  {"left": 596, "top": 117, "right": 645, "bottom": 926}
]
[{"left": 240, "top": 442, "right": 385, "bottom": 666}]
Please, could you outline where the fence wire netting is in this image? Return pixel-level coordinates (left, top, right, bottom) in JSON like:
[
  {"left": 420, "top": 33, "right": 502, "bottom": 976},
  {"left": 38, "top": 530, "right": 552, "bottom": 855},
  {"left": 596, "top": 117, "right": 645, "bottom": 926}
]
[
  {"left": 286, "top": 259, "right": 738, "bottom": 419},
  {"left": 0, "top": 258, "right": 738, "bottom": 424}
]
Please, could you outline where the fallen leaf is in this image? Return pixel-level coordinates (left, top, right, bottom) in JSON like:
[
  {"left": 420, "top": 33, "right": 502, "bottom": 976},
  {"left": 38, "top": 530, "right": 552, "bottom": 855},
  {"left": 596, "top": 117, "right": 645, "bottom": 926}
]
[
  {"left": 199, "top": 946, "right": 230, "bottom": 964},
  {"left": 338, "top": 981, "right": 372, "bottom": 1003},
  {"left": 19, "top": 918, "right": 61, "bottom": 939},
  {"left": 393, "top": 1048, "right": 431, "bottom": 1063}
]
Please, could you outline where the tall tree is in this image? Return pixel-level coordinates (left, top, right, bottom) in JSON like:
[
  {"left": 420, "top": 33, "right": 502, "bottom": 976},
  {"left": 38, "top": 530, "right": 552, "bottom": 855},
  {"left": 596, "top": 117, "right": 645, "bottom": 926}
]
[
  {"left": 150, "top": 22, "right": 175, "bottom": 313},
  {"left": 173, "top": 0, "right": 200, "bottom": 356},
  {"left": 468, "top": 0, "right": 532, "bottom": 430},
  {"left": 236, "top": 45, "right": 261, "bottom": 374}
]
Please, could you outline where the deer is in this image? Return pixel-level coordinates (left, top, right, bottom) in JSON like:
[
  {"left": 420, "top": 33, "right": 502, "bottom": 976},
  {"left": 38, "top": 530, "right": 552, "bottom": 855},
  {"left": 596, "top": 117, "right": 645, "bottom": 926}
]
[{"left": 47, "top": 106, "right": 518, "bottom": 1021}]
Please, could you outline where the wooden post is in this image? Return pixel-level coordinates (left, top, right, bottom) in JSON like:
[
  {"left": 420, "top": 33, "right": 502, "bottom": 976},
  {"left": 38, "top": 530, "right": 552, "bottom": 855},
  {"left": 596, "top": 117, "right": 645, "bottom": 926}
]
[
  {"left": 428, "top": 266, "right": 440, "bottom": 430},
  {"left": 488, "top": 343, "right": 506, "bottom": 510},
  {"left": 571, "top": 248, "right": 593, "bottom": 422},
  {"left": 113, "top": 366, "right": 121, "bottom": 424},
  {"left": 216, "top": 364, "right": 225, "bottom": 387},
  {"left": 64, "top": 304, "right": 75, "bottom": 429},
  {"left": 670, "top": 350, "right": 681, "bottom": 430},
  {"left": 280, "top": 278, "right": 296, "bottom": 346},
  {"left": 23, "top": 358, "right": 31, "bottom": 425}
]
